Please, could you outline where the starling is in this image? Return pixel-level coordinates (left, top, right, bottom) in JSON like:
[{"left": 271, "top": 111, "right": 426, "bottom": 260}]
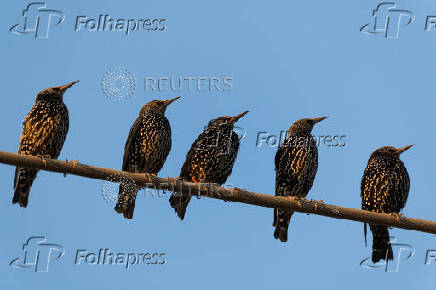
[
  {"left": 361, "top": 145, "right": 412, "bottom": 263},
  {"left": 273, "top": 117, "right": 327, "bottom": 242},
  {"left": 169, "top": 111, "right": 249, "bottom": 220},
  {"left": 13, "top": 81, "right": 79, "bottom": 207},
  {"left": 115, "top": 97, "right": 179, "bottom": 219}
]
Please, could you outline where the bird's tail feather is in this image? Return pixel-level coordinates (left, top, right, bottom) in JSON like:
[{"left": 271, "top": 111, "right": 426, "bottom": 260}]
[
  {"left": 364, "top": 222, "right": 368, "bottom": 247},
  {"left": 12, "top": 167, "right": 38, "bottom": 208},
  {"left": 114, "top": 184, "right": 138, "bottom": 219},
  {"left": 169, "top": 192, "right": 191, "bottom": 220},
  {"left": 273, "top": 209, "right": 294, "bottom": 242},
  {"left": 371, "top": 225, "right": 393, "bottom": 263}
]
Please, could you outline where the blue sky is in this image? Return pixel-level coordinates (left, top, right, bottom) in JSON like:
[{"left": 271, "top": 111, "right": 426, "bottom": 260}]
[{"left": 1, "top": 0, "right": 436, "bottom": 289}]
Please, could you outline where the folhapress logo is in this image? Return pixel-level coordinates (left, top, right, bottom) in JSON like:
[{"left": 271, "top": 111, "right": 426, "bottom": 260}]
[
  {"left": 10, "top": 2, "right": 167, "bottom": 39},
  {"left": 10, "top": 2, "right": 65, "bottom": 38},
  {"left": 360, "top": 2, "right": 414, "bottom": 38},
  {"left": 75, "top": 15, "right": 166, "bottom": 35},
  {"left": 9, "top": 236, "right": 65, "bottom": 272}
]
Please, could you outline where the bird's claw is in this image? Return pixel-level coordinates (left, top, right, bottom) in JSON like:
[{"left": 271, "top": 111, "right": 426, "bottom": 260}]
[
  {"left": 144, "top": 173, "right": 156, "bottom": 183},
  {"left": 39, "top": 154, "right": 50, "bottom": 167},
  {"left": 196, "top": 181, "right": 212, "bottom": 199},
  {"left": 312, "top": 199, "right": 324, "bottom": 211},
  {"left": 69, "top": 160, "right": 79, "bottom": 168},
  {"left": 64, "top": 158, "right": 69, "bottom": 176},
  {"left": 291, "top": 197, "right": 303, "bottom": 208},
  {"left": 390, "top": 213, "right": 404, "bottom": 222},
  {"left": 167, "top": 177, "right": 180, "bottom": 192},
  {"left": 311, "top": 200, "right": 318, "bottom": 210},
  {"left": 232, "top": 187, "right": 246, "bottom": 194},
  {"left": 228, "top": 187, "right": 245, "bottom": 200},
  {"left": 167, "top": 177, "right": 176, "bottom": 183}
]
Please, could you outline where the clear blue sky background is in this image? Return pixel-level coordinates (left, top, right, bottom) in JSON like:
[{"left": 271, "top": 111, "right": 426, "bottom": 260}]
[{"left": 1, "top": 0, "right": 436, "bottom": 289}]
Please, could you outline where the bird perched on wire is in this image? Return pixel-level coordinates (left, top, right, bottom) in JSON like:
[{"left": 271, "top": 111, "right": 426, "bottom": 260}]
[
  {"left": 115, "top": 97, "right": 180, "bottom": 219},
  {"left": 361, "top": 145, "right": 412, "bottom": 263},
  {"left": 169, "top": 111, "right": 249, "bottom": 220},
  {"left": 13, "top": 81, "right": 79, "bottom": 207},
  {"left": 273, "top": 117, "right": 327, "bottom": 242}
]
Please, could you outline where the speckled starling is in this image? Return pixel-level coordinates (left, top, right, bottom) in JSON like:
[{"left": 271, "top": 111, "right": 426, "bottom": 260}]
[
  {"left": 169, "top": 111, "right": 248, "bottom": 220},
  {"left": 115, "top": 97, "right": 179, "bottom": 219},
  {"left": 13, "top": 81, "right": 79, "bottom": 207},
  {"left": 273, "top": 117, "right": 327, "bottom": 242},
  {"left": 361, "top": 145, "right": 412, "bottom": 263}
]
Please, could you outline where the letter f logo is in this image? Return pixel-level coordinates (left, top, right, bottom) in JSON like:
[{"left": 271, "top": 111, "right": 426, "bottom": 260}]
[
  {"left": 10, "top": 236, "right": 64, "bottom": 272},
  {"left": 10, "top": 2, "right": 65, "bottom": 38},
  {"left": 360, "top": 2, "right": 414, "bottom": 38}
]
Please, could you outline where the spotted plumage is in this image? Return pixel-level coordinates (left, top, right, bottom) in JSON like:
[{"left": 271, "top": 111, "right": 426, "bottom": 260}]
[
  {"left": 361, "top": 145, "right": 412, "bottom": 263},
  {"left": 273, "top": 117, "right": 327, "bottom": 242},
  {"left": 115, "top": 97, "right": 179, "bottom": 219},
  {"left": 169, "top": 111, "right": 248, "bottom": 220},
  {"left": 13, "top": 81, "right": 78, "bottom": 207}
]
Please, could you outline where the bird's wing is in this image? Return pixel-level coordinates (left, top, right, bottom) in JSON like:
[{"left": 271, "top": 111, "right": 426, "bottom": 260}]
[
  {"left": 216, "top": 132, "right": 240, "bottom": 184},
  {"left": 18, "top": 104, "right": 65, "bottom": 157},
  {"left": 274, "top": 141, "right": 307, "bottom": 197},
  {"left": 151, "top": 117, "right": 172, "bottom": 172},
  {"left": 390, "top": 162, "right": 410, "bottom": 212},
  {"left": 179, "top": 129, "right": 216, "bottom": 180},
  {"left": 361, "top": 162, "right": 393, "bottom": 213},
  {"left": 122, "top": 117, "right": 142, "bottom": 171},
  {"left": 180, "top": 131, "right": 205, "bottom": 179}
]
